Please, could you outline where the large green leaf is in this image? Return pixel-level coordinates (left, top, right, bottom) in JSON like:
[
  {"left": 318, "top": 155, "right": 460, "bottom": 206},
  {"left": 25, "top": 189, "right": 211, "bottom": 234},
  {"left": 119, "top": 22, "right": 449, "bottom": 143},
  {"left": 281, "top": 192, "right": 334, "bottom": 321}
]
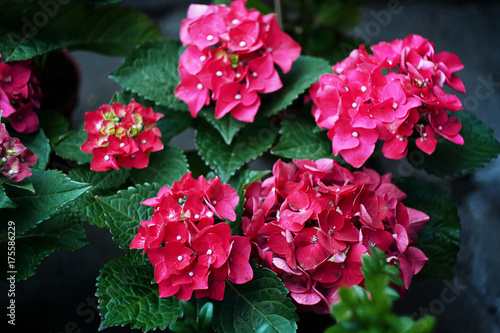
[
  {"left": 0, "top": 203, "right": 88, "bottom": 281},
  {"left": 69, "top": 166, "right": 131, "bottom": 228},
  {"left": 396, "top": 177, "right": 460, "bottom": 280},
  {"left": 0, "top": 183, "right": 16, "bottom": 209},
  {"left": 0, "top": 0, "right": 163, "bottom": 61},
  {"left": 196, "top": 119, "right": 277, "bottom": 183},
  {"left": 37, "top": 110, "right": 70, "bottom": 148},
  {"left": 213, "top": 264, "right": 299, "bottom": 333},
  {"left": 408, "top": 112, "right": 500, "bottom": 177},
  {"left": 200, "top": 109, "right": 248, "bottom": 145},
  {"left": 110, "top": 39, "right": 188, "bottom": 112},
  {"left": 96, "top": 183, "right": 162, "bottom": 251},
  {"left": 4, "top": 169, "right": 91, "bottom": 234},
  {"left": 272, "top": 117, "right": 333, "bottom": 160},
  {"left": 260, "top": 55, "right": 332, "bottom": 117},
  {"left": 131, "top": 144, "right": 189, "bottom": 186},
  {"left": 53, "top": 129, "right": 92, "bottom": 165},
  {"left": 96, "top": 254, "right": 182, "bottom": 331},
  {"left": 15, "top": 129, "right": 51, "bottom": 170}
]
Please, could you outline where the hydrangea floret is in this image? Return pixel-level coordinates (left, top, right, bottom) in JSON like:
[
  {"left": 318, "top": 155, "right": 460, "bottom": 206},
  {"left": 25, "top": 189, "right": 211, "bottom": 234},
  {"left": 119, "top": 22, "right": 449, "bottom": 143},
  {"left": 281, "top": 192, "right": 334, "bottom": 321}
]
[
  {"left": 81, "top": 99, "right": 164, "bottom": 171},
  {"left": 0, "top": 123, "right": 37, "bottom": 182},
  {"left": 130, "top": 172, "right": 253, "bottom": 301},
  {"left": 242, "top": 158, "right": 429, "bottom": 313},
  {"left": 309, "top": 34, "right": 465, "bottom": 167},
  {"left": 0, "top": 56, "right": 43, "bottom": 134},
  {"left": 174, "top": 0, "right": 301, "bottom": 122}
]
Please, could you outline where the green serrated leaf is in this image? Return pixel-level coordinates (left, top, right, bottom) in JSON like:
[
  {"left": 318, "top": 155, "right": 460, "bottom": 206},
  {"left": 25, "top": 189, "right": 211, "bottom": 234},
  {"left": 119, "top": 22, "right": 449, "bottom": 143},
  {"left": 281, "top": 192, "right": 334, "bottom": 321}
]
[
  {"left": 54, "top": 129, "right": 92, "bottom": 165},
  {"left": 408, "top": 112, "right": 500, "bottom": 177},
  {"left": 0, "top": 183, "right": 16, "bottom": 209},
  {"left": 0, "top": 176, "right": 35, "bottom": 193},
  {"left": 0, "top": 0, "right": 163, "bottom": 61},
  {"left": 97, "top": 183, "right": 162, "bottom": 250},
  {"left": 396, "top": 177, "right": 460, "bottom": 280},
  {"left": 0, "top": 203, "right": 88, "bottom": 281},
  {"left": 3, "top": 169, "right": 91, "bottom": 234},
  {"left": 111, "top": 39, "right": 188, "bottom": 112},
  {"left": 196, "top": 119, "right": 277, "bottom": 183},
  {"left": 96, "top": 255, "right": 182, "bottom": 331},
  {"left": 15, "top": 129, "right": 51, "bottom": 170},
  {"left": 213, "top": 264, "right": 299, "bottom": 333},
  {"left": 260, "top": 55, "right": 332, "bottom": 117},
  {"left": 69, "top": 166, "right": 131, "bottom": 228},
  {"left": 272, "top": 117, "right": 333, "bottom": 160},
  {"left": 131, "top": 144, "right": 189, "bottom": 187},
  {"left": 200, "top": 109, "right": 248, "bottom": 145}
]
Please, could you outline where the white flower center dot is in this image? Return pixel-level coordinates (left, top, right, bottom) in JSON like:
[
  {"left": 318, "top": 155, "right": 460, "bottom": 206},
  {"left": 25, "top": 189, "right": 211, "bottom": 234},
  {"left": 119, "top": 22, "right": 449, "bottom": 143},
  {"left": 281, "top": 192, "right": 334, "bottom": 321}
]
[
  {"left": 352, "top": 131, "right": 359, "bottom": 138},
  {"left": 352, "top": 102, "right": 357, "bottom": 108},
  {"left": 393, "top": 103, "right": 398, "bottom": 109},
  {"left": 252, "top": 72, "right": 258, "bottom": 77},
  {"left": 207, "top": 249, "right": 213, "bottom": 255},
  {"left": 8, "top": 170, "right": 14, "bottom": 175},
  {"left": 234, "top": 94, "right": 242, "bottom": 100},
  {"left": 239, "top": 41, "right": 246, "bottom": 47},
  {"left": 119, "top": 142, "right": 125, "bottom": 148},
  {"left": 200, "top": 55, "right": 207, "bottom": 61},
  {"left": 361, "top": 86, "right": 367, "bottom": 92},
  {"left": 423, "top": 133, "right": 428, "bottom": 138},
  {"left": 194, "top": 214, "right": 200, "bottom": 219},
  {"left": 212, "top": 200, "right": 217, "bottom": 205},
  {"left": 438, "top": 126, "right": 443, "bottom": 131},
  {"left": 216, "top": 71, "right": 223, "bottom": 77},
  {"left": 104, "top": 155, "right": 110, "bottom": 161},
  {"left": 196, "top": 83, "right": 204, "bottom": 90},
  {"left": 232, "top": 19, "right": 240, "bottom": 25},
  {"left": 141, "top": 139, "right": 147, "bottom": 145},
  {"left": 206, "top": 35, "right": 214, "bottom": 41},
  {"left": 206, "top": 211, "right": 213, "bottom": 217},
  {"left": 177, "top": 255, "right": 183, "bottom": 261},
  {"left": 176, "top": 235, "right": 182, "bottom": 241},
  {"left": 189, "top": 271, "right": 194, "bottom": 277},
  {"left": 235, "top": 73, "right": 241, "bottom": 78}
]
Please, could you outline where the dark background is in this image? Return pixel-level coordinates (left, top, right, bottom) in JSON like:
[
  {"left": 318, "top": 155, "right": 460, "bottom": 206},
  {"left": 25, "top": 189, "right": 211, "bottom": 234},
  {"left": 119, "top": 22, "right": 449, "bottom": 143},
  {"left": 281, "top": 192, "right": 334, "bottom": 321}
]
[{"left": 1, "top": 0, "right": 499, "bottom": 332}]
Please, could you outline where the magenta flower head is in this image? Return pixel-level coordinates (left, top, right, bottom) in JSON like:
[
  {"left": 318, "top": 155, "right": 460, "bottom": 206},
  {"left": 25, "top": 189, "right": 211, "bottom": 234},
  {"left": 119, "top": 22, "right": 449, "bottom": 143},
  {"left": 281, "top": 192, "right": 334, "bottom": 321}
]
[
  {"left": 0, "top": 123, "right": 37, "bottom": 182},
  {"left": 131, "top": 172, "right": 253, "bottom": 301},
  {"left": 309, "top": 34, "right": 465, "bottom": 168},
  {"left": 242, "top": 158, "right": 429, "bottom": 313},
  {"left": 81, "top": 100, "right": 164, "bottom": 171},
  {"left": 175, "top": 0, "right": 301, "bottom": 122},
  {"left": 0, "top": 58, "right": 43, "bottom": 134}
]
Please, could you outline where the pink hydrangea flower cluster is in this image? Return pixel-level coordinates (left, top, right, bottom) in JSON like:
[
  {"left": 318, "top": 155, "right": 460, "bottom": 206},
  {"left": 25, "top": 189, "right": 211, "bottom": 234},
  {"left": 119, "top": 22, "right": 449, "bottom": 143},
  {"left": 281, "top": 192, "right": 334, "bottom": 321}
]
[
  {"left": 0, "top": 56, "right": 43, "bottom": 133},
  {"left": 242, "top": 158, "right": 429, "bottom": 313},
  {"left": 310, "top": 34, "right": 465, "bottom": 168},
  {"left": 81, "top": 100, "right": 164, "bottom": 171},
  {"left": 131, "top": 172, "right": 253, "bottom": 301},
  {"left": 0, "top": 123, "right": 37, "bottom": 181},
  {"left": 175, "top": 0, "right": 301, "bottom": 122}
]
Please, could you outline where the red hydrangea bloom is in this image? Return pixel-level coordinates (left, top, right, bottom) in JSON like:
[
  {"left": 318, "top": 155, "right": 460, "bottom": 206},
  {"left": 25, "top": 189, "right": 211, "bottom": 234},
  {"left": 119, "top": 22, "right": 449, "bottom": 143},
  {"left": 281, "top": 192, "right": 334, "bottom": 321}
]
[
  {"left": 0, "top": 123, "right": 36, "bottom": 182},
  {"left": 242, "top": 158, "right": 429, "bottom": 313},
  {"left": 81, "top": 100, "right": 164, "bottom": 171},
  {"left": 309, "top": 34, "right": 465, "bottom": 168},
  {"left": 131, "top": 172, "right": 253, "bottom": 301},
  {"left": 0, "top": 56, "right": 43, "bottom": 133},
  {"left": 175, "top": 0, "right": 301, "bottom": 122}
]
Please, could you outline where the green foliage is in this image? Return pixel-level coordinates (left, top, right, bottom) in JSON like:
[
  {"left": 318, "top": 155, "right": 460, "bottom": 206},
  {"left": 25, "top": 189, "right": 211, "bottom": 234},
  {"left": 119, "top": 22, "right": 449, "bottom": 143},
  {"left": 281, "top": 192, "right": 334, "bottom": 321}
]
[
  {"left": 96, "top": 254, "right": 182, "bottom": 331},
  {"left": 200, "top": 109, "right": 248, "bottom": 145},
  {"left": 0, "top": 183, "right": 16, "bottom": 208},
  {"left": 110, "top": 39, "right": 188, "bottom": 112},
  {"left": 327, "top": 247, "right": 435, "bottom": 333},
  {"left": 131, "top": 144, "right": 189, "bottom": 187},
  {"left": 3, "top": 169, "right": 91, "bottom": 234},
  {"left": 69, "top": 166, "right": 131, "bottom": 228},
  {"left": 212, "top": 264, "right": 299, "bottom": 333},
  {"left": 169, "top": 301, "right": 214, "bottom": 333},
  {"left": 37, "top": 110, "right": 70, "bottom": 148},
  {"left": 96, "top": 183, "right": 162, "bottom": 251},
  {"left": 260, "top": 55, "right": 332, "bottom": 117},
  {"left": 396, "top": 177, "right": 461, "bottom": 280},
  {"left": 196, "top": 119, "right": 277, "bottom": 183},
  {"left": 272, "top": 116, "right": 333, "bottom": 160},
  {"left": 0, "top": 0, "right": 163, "bottom": 61},
  {"left": 54, "top": 129, "right": 93, "bottom": 165},
  {"left": 0, "top": 203, "right": 88, "bottom": 281},
  {"left": 408, "top": 112, "right": 500, "bottom": 177}
]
